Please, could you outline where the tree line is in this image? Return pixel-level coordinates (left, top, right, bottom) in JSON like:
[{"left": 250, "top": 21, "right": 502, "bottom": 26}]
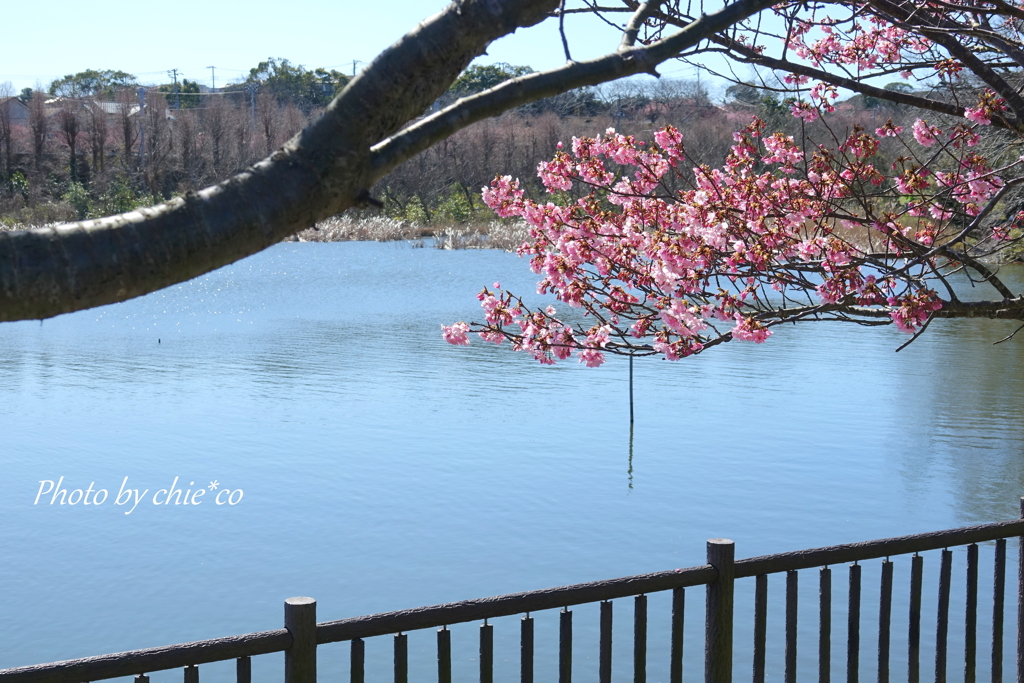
[
  {"left": 1, "top": 58, "right": 926, "bottom": 230},
  {"left": 0, "top": 59, "right": 351, "bottom": 225}
]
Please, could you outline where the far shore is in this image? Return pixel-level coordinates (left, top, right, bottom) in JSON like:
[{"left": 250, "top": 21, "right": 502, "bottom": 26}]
[{"left": 0, "top": 215, "right": 531, "bottom": 251}]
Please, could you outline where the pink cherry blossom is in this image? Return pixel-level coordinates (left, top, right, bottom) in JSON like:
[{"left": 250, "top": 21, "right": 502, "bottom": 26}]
[
  {"left": 441, "top": 322, "right": 471, "bottom": 346},
  {"left": 912, "top": 119, "right": 941, "bottom": 147}
]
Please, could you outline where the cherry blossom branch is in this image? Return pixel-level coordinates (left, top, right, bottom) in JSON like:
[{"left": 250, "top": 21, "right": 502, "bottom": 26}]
[
  {"left": 866, "top": 0, "right": 1024, "bottom": 118},
  {"left": 445, "top": 111, "right": 1024, "bottom": 365},
  {"left": 706, "top": 31, "right": 1014, "bottom": 125}
]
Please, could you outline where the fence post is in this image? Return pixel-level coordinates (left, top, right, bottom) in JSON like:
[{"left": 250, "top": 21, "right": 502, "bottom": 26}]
[
  {"left": 706, "top": 539, "right": 735, "bottom": 683},
  {"left": 285, "top": 597, "right": 317, "bottom": 683}
]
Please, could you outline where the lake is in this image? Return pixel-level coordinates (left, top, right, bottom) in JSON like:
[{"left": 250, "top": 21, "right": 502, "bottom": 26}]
[{"left": 2, "top": 241, "right": 1023, "bottom": 682}]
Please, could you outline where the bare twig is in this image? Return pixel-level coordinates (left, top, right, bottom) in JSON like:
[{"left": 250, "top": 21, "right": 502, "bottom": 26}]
[
  {"left": 559, "top": 0, "right": 575, "bottom": 62},
  {"left": 895, "top": 311, "right": 937, "bottom": 351},
  {"left": 994, "top": 321, "right": 1024, "bottom": 344}
]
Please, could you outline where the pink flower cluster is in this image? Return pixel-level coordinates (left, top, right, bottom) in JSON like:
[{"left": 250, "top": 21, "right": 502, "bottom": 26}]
[
  {"left": 888, "top": 290, "right": 942, "bottom": 333},
  {"left": 443, "top": 107, "right": 1020, "bottom": 363},
  {"left": 788, "top": 15, "right": 929, "bottom": 71},
  {"left": 912, "top": 119, "right": 941, "bottom": 147},
  {"left": 964, "top": 90, "right": 1006, "bottom": 126}
]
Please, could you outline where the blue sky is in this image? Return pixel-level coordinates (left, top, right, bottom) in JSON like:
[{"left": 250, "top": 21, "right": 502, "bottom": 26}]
[{"left": 0, "top": 0, "right": 701, "bottom": 94}]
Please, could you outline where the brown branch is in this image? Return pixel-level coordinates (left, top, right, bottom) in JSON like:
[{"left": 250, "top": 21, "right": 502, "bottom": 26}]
[
  {"left": 371, "top": 0, "right": 780, "bottom": 175},
  {"left": 933, "top": 297, "right": 1024, "bottom": 318},
  {"left": 621, "top": 1, "right": 664, "bottom": 50}
]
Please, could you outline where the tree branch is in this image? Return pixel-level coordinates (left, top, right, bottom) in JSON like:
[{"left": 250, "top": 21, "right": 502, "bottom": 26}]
[
  {"left": 620, "top": 1, "right": 664, "bottom": 50},
  {"left": 371, "top": 0, "right": 779, "bottom": 175},
  {"left": 649, "top": 5, "right": 1023, "bottom": 127},
  {"left": 0, "top": 0, "right": 559, "bottom": 323},
  {"left": 704, "top": 31, "right": 1017, "bottom": 126},
  {"left": 867, "top": 0, "right": 1024, "bottom": 119}
]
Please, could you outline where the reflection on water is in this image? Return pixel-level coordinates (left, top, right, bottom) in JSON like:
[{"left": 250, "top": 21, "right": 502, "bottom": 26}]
[{"left": 1, "top": 243, "right": 1023, "bottom": 680}]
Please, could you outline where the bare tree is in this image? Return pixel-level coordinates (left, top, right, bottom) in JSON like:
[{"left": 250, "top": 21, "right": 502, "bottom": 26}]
[
  {"left": 85, "top": 101, "right": 108, "bottom": 173},
  {"left": 54, "top": 101, "right": 82, "bottom": 182},
  {"left": 116, "top": 88, "right": 138, "bottom": 165},
  {"left": 229, "top": 102, "right": 255, "bottom": 173},
  {"left": 256, "top": 90, "right": 279, "bottom": 157},
  {"left": 281, "top": 103, "right": 306, "bottom": 141},
  {"left": 175, "top": 109, "right": 203, "bottom": 190},
  {"left": 0, "top": 82, "right": 13, "bottom": 182},
  {"left": 202, "top": 96, "right": 229, "bottom": 176},
  {"left": 141, "top": 95, "right": 171, "bottom": 195},
  {"left": 28, "top": 88, "right": 48, "bottom": 174}
]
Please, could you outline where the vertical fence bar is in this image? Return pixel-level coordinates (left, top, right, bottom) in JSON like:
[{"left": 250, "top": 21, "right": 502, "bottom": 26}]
[
  {"left": 481, "top": 621, "right": 494, "bottom": 683},
  {"left": 184, "top": 666, "right": 198, "bottom": 683},
  {"left": 966, "top": 544, "right": 979, "bottom": 683},
  {"left": 909, "top": 554, "right": 923, "bottom": 683},
  {"left": 284, "top": 597, "right": 316, "bottom": 683},
  {"left": 635, "top": 594, "right": 648, "bottom": 683},
  {"left": 438, "top": 626, "right": 452, "bottom": 683},
  {"left": 848, "top": 563, "right": 861, "bottom": 683},
  {"left": 560, "top": 608, "right": 573, "bottom": 683},
  {"left": 936, "top": 549, "right": 953, "bottom": 683},
  {"left": 1019, "top": 497, "right": 1024, "bottom": 683},
  {"left": 821, "top": 567, "right": 832, "bottom": 683},
  {"left": 351, "top": 638, "right": 365, "bottom": 683},
  {"left": 754, "top": 575, "right": 767, "bottom": 683},
  {"left": 236, "top": 657, "right": 251, "bottom": 683},
  {"left": 706, "top": 539, "right": 736, "bottom": 683},
  {"left": 395, "top": 633, "right": 408, "bottom": 683},
  {"left": 671, "top": 587, "right": 685, "bottom": 683},
  {"left": 994, "top": 539, "right": 1006, "bottom": 683},
  {"left": 786, "top": 570, "right": 798, "bottom": 683},
  {"left": 521, "top": 614, "right": 534, "bottom": 683},
  {"left": 878, "top": 559, "right": 893, "bottom": 683},
  {"left": 601, "top": 601, "right": 613, "bottom": 683},
  {"left": 135, "top": 676, "right": 149, "bottom": 683}
]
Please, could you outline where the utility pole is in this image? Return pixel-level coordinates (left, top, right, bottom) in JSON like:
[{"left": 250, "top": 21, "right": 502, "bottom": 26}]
[
  {"left": 249, "top": 83, "right": 256, "bottom": 124},
  {"left": 208, "top": 66, "right": 216, "bottom": 92},
  {"left": 168, "top": 68, "right": 180, "bottom": 110}
]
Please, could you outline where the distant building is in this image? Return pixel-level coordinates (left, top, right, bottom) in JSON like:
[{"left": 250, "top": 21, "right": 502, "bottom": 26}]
[
  {"left": 43, "top": 97, "right": 142, "bottom": 121},
  {"left": 0, "top": 96, "right": 30, "bottom": 126}
]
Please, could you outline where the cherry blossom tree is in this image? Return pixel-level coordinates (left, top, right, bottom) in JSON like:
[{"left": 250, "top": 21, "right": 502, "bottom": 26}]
[{"left": 442, "top": 0, "right": 1024, "bottom": 365}]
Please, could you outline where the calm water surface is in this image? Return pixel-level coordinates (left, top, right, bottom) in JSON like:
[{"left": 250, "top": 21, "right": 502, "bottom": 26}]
[{"left": 2, "top": 242, "right": 1023, "bottom": 681}]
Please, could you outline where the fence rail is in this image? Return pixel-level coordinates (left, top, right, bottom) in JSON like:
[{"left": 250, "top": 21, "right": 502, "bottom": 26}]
[{"left": 4, "top": 501, "right": 1024, "bottom": 683}]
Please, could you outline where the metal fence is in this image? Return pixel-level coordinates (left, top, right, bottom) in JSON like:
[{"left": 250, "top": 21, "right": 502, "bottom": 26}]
[{"left": 4, "top": 502, "right": 1024, "bottom": 683}]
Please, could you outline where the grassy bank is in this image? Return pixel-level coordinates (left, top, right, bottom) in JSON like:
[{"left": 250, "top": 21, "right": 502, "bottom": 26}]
[{"left": 0, "top": 215, "right": 531, "bottom": 252}]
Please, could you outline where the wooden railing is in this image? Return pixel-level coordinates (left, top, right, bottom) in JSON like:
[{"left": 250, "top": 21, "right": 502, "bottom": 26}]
[{"left": 4, "top": 503, "right": 1024, "bottom": 683}]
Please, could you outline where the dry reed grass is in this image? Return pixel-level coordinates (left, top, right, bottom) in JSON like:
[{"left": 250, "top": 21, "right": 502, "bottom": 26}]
[
  {"left": 288, "top": 215, "right": 530, "bottom": 251},
  {"left": 0, "top": 216, "right": 532, "bottom": 252}
]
